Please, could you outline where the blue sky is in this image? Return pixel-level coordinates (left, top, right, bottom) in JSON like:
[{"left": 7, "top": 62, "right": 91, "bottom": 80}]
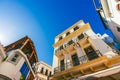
[{"left": 0, "top": 0, "right": 113, "bottom": 65}]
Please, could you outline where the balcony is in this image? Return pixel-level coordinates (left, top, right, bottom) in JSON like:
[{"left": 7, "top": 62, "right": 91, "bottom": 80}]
[
  {"left": 51, "top": 51, "right": 108, "bottom": 80},
  {"left": 65, "top": 43, "right": 77, "bottom": 53},
  {"left": 55, "top": 49, "right": 66, "bottom": 58},
  {"left": 54, "top": 55, "right": 88, "bottom": 73},
  {"left": 77, "top": 37, "right": 89, "bottom": 47},
  {"left": 51, "top": 56, "right": 110, "bottom": 80},
  {"left": 54, "top": 50, "right": 102, "bottom": 73}
]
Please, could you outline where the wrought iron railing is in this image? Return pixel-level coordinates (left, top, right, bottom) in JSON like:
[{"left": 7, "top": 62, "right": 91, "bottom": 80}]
[
  {"left": 54, "top": 50, "right": 102, "bottom": 73},
  {"left": 54, "top": 55, "right": 88, "bottom": 73}
]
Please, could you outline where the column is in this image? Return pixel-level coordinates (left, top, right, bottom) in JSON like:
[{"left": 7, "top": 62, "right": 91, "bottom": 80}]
[{"left": 77, "top": 46, "right": 87, "bottom": 63}]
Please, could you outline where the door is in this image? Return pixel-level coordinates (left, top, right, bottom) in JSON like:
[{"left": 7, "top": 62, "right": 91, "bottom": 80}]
[
  {"left": 71, "top": 53, "right": 80, "bottom": 66},
  {"left": 60, "top": 59, "right": 65, "bottom": 71},
  {"left": 84, "top": 46, "right": 98, "bottom": 60}
]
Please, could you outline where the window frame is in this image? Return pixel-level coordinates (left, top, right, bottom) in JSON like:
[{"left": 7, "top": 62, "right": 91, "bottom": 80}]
[
  {"left": 59, "top": 36, "right": 63, "bottom": 41},
  {"left": 7, "top": 52, "right": 21, "bottom": 65},
  {"left": 74, "top": 26, "right": 79, "bottom": 31},
  {"left": 66, "top": 32, "right": 70, "bottom": 36},
  {"left": 78, "top": 34, "right": 84, "bottom": 40}
]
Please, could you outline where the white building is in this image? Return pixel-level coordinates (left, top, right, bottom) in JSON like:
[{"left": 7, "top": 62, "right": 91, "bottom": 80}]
[
  {"left": 34, "top": 61, "right": 52, "bottom": 80},
  {"left": 0, "top": 43, "right": 6, "bottom": 63},
  {"left": 93, "top": 0, "right": 120, "bottom": 43},
  {"left": 101, "top": 34, "right": 114, "bottom": 44},
  {"left": 51, "top": 20, "right": 119, "bottom": 80},
  {"left": 0, "top": 49, "right": 35, "bottom": 80}
]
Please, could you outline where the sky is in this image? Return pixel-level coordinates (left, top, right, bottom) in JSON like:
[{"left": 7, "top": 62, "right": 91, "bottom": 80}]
[{"left": 0, "top": 0, "right": 113, "bottom": 66}]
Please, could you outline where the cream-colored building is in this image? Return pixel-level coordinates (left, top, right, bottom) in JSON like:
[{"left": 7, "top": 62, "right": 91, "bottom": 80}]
[
  {"left": 0, "top": 43, "right": 6, "bottom": 63},
  {"left": 51, "top": 20, "right": 120, "bottom": 80},
  {"left": 0, "top": 49, "right": 35, "bottom": 80},
  {"left": 34, "top": 61, "right": 52, "bottom": 80}
]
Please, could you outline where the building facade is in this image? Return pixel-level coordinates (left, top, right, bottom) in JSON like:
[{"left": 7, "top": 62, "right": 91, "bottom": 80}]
[
  {"left": 34, "top": 61, "right": 52, "bottom": 80},
  {"left": 4, "top": 36, "right": 38, "bottom": 80},
  {"left": 0, "top": 43, "right": 6, "bottom": 63},
  {"left": 0, "top": 49, "right": 35, "bottom": 80},
  {"left": 93, "top": 0, "right": 120, "bottom": 44},
  {"left": 51, "top": 20, "right": 120, "bottom": 80}
]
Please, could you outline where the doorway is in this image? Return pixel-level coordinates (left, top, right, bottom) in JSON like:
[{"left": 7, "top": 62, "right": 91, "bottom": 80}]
[
  {"left": 84, "top": 46, "right": 98, "bottom": 60},
  {"left": 71, "top": 53, "right": 80, "bottom": 66}
]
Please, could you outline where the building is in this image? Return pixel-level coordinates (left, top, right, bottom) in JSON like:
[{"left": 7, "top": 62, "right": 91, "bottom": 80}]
[
  {"left": 34, "top": 61, "right": 52, "bottom": 80},
  {"left": 100, "top": 33, "right": 120, "bottom": 51},
  {"left": 0, "top": 49, "right": 35, "bottom": 80},
  {"left": 0, "top": 43, "right": 6, "bottom": 63},
  {"left": 51, "top": 20, "right": 120, "bottom": 80},
  {"left": 100, "top": 33, "right": 114, "bottom": 46},
  {"left": 93, "top": 0, "right": 120, "bottom": 44},
  {"left": 4, "top": 36, "right": 38, "bottom": 80}
]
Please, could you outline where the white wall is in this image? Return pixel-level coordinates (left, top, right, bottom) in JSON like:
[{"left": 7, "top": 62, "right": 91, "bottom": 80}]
[
  {"left": 100, "top": 0, "right": 120, "bottom": 43},
  {"left": 90, "top": 38, "right": 114, "bottom": 54},
  {"left": 78, "top": 21, "right": 85, "bottom": 27},
  {"left": 0, "top": 49, "right": 32, "bottom": 80},
  {"left": 0, "top": 57, "right": 25, "bottom": 80},
  {"left": 52, "top": 50, "right": 58, "bottom": 74}
]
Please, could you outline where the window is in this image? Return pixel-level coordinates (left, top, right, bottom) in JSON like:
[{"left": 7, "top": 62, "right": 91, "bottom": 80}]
[
  {"left": 15, "top": 54, "right": 19, "bottom": 57},
  {"left": 49, "top": 71, "right": 51, "bottom": 76},
  {"left": 117, "top": 27, "right": 120, "bottom": 32},
  {"left": 74, "top": 26, "right": 79, "bottom": 31},
  {"left": 60, "top": 59, "right": 65, "bottom": 71},
  {"left": 7, "top": 52, "right": 21, "bottom": 65},
  {"left": 41, "top": 67, "right": 44, "bottom": 74},
  {"left": 84, "top": 46, "right": 98, "bottom": 60},
  {"left": 11, "top": 54, "right": 19, "bottom": 62},
  {"left": 68, "top": 40, "right": 74, "bottom": 45},
  {"left": 55, "top": 45, "right": 63, "bottom": 52},
  {"left": 11, "top": 58, "right": 17, "bottom": 62},
  {"left": 59, "top": 36, "right": 63, "bottom": 41},
  {"left": 59, "top": 45, "right": 63, "bottom": 50},
  {"left": 78, "top": 34, "right": 84, "bottom": 40},
  {"left": 20, "top": 62, "right": 29, "bottom": 78},
  {"left": 71, "top": 53, "right": 80, "bottom": 66},
  {"left": 66, "top": 32, "right": 70, "bottom": 36},
  {"left": 45, "top": 69, "right": 48, "bottom": 76}
]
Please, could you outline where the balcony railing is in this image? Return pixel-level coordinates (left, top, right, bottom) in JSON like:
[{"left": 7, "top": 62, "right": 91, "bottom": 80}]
[
  {"left": 54, "top": 55, "right": 88, "bottom": 73},
  {"left": 54, "top": 50, "right": 102, "bottom": 73}
]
